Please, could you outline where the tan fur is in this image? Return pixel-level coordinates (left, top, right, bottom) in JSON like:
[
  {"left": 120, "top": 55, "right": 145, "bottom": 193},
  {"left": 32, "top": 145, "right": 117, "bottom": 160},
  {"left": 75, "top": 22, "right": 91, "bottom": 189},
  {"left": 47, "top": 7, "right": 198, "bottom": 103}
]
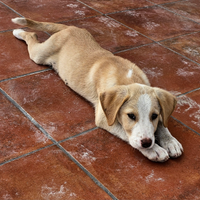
[{"left": 12, "top": 18, "right": 182, "bottom": 162}]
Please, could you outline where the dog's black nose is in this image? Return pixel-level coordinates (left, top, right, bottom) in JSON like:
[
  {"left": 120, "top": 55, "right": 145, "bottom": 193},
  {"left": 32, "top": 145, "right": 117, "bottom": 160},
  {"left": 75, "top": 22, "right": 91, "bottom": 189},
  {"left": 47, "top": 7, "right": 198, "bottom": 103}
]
[{"left": 141, "top": 138, "right": 152, "bottom": 148}]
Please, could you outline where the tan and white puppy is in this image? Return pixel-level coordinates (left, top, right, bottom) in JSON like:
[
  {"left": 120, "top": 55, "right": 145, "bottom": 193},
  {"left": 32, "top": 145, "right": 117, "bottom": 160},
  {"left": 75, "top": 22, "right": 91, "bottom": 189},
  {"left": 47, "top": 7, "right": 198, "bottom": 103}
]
[{"left": 12, "top": 17, "right": 183, "bottom": 162}]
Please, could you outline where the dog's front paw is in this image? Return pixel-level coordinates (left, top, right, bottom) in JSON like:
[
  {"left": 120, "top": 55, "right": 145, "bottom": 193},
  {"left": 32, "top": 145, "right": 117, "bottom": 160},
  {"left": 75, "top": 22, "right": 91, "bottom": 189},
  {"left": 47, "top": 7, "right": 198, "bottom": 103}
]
[
  {"left": 139, "top": 144, "right": 169, "bottom": 162},
  {"left": 160, "top": 136, "right": 183, "bottom": 158}
]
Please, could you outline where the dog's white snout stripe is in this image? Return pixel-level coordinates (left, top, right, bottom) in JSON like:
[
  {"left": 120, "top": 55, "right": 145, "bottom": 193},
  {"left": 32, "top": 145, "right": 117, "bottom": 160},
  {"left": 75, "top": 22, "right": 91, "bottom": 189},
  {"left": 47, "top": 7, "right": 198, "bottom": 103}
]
[{"left": 129, "top": 93, "right": 155, "bottom": 149}]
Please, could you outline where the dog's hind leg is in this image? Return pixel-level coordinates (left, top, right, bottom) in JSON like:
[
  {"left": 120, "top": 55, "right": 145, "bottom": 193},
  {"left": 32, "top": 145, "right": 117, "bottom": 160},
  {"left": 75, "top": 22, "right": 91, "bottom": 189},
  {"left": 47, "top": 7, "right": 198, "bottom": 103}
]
[
  {"left": 12, "top": 17, "right": 68, "bottom": 34},
  {"left": 12, "top": 18, "right": 71, "bottom": 68},
  {"left": 13, "top": 29, "right": 53, "bottom": 66}
]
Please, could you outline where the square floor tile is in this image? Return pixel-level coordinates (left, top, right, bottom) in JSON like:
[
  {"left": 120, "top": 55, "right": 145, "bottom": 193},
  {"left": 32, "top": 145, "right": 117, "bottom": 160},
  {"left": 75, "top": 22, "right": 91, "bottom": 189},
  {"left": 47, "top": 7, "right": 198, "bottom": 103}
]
[
  {"left": 62, "top": 118, "right": 200, "bottom": 199},
  {"left": 0, "top": 71, "right": 95, "bottom": 141},
  {"left": 173, "top": 90, "right": 200, "bottom": 134},
  {"left": 0, "top": 31, "right": 49, "bottom": 81},
  {"left": 0, "top": 146, "right": 112, "bottom": 200},
  {"left": 0, "top": 3, "right": 21, "bottom": 31},
  {"left": 109, "top": 6, "right": 200, "bottom": 41},
  {"left": 79, "top": 0, "right": 153, "bottom": 14},
  {"left": 162, "top": 0, "right": 200, "bottom": 23},
  {"left": 161, "top": 32, "right": 200, "bottom": 64},
  {"left": 117, "top": 43, "right": 200, "bottom": 94},
  {"left": 66, "top": 16, "right": 152, "bottom": 53},
  {"left": 0, "top": 92, "right": 52, "bottom": 163},
  {"left": 1, "top": 0, "right": 100, "bottom": 22}
]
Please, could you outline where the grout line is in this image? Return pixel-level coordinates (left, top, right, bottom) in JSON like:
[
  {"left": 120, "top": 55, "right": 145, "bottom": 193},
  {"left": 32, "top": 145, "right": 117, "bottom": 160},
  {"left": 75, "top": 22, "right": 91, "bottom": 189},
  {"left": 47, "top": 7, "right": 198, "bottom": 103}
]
[
  {"left": 0, "top": 28, "right": 24, "bottom": 34},
  {"left": 0, "top": 144, "right": 55, "bottom": 166},
  {"left": 177, "top": 87, "right": 200, "bottom": 97},
  {"left": 146, "top": 0, "right": 200, "bottom": 25},
  {"left": 0, "top": 1, "right": 24, "bottom": 17},
  {"left": 105, "top": 15, "right": 155, "bottom": 43},
  {"left": 0, "top": 88, "right": 57, "bottom": 144},
  {"left": 0, "top": 68, "right": 52, "bottom": 83},
  {"left": 76, "top": 0, "right": 104, "bottom": 15},
  {"left": 171, "top": 116, "right": 200, "bottom": 137},
  {"left": 58, "top": 127, "right": 98, "bottom": 144},
  {"left": 0, "top": 88, "right": 118, "bottom": 199},
  {"left": 146, "top": 0, "right": 186, "bottom": 6},
  {"left": 103, "top": 4, "right": 157, "bottom": 16},
  {"left": 114, "top": 42, "right": 155, "bottom": 54},
  {"left": 106, "top": 14, "right": 200, "bottom": 68},
  {"left": 158, "top": 30, "right": 200, "bottom": 43},
  {"left": 56, "top": 143, "right": 118, "bottom": 200},
  {"left": 158, "top": 42, "right": 200, "bottom": 66},
  {"left": 57, "top": 15, "right": 103, "bottom": 25}
]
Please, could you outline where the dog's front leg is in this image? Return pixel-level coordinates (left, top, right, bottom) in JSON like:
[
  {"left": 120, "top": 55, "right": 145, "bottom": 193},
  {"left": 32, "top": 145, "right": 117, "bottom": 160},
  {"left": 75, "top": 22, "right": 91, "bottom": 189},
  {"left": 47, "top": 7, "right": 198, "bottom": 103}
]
[{"left": 155, "top": 121, "right": 183, "bottom": 158}]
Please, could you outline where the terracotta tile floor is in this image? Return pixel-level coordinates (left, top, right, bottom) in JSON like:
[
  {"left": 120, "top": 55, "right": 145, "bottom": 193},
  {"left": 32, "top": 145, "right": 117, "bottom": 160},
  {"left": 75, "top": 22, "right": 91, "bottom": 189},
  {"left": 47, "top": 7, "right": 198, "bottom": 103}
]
[{"left": 0, "top": 0, "right": 200, "bottom": 199}]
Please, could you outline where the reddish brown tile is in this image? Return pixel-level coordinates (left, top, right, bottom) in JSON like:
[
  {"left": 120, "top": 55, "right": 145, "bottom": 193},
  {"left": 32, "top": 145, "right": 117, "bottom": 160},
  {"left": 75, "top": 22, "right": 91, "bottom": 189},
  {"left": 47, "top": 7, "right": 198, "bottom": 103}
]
[
  {"left": 62, "top": 119, "right": 200, "bottom": 199},
  {"left": 0, "top": 146, "right": 112, "bottom": 200},
  {"left": 1, "top": 0, "right": 99, "bottom": 22},
  {"left": 117, "top": 43, "right": 200, "bottom": 94},
  {"left": 163, "top": 0, "right": 200, "bottom": 23},
  {"left": 0, "top": 3, "right": 21, "bottom": 31},
  {"left": 80, "top": 0, "right": 153, "bottom": 14},
  {"left": 0, "top": 31, "right": 49, "bottom": 81},
  {"left": 109, "top": 6, "right": 200, "bottom": 41},
  {"left": 149, "top": 0, "right": 182, "bottom": 4},
  {"left": 173, "top": 89, "right": 200, "bottom": 134},
  {"left": 161, "top": 32, "right": 200, "bottom": 64},
  {"left": 0, "top": 92, "right": 52, "bottom": 163},
  {"left": 66, "top": 16, "right": 152, "bottom": 53},
  {"left": 0, "top": 71, "right": 95, "bottom": 141}
]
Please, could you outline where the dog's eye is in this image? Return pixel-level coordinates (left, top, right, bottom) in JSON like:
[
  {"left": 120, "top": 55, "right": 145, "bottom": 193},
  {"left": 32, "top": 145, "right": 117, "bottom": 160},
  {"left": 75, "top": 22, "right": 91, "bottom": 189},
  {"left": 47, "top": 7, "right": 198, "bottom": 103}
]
[
  {"left": 128, "top": 113, "right": 136, "bottom": 121},
  {"left": 151, "top": 113, "right": 158, "bottom": 120}
]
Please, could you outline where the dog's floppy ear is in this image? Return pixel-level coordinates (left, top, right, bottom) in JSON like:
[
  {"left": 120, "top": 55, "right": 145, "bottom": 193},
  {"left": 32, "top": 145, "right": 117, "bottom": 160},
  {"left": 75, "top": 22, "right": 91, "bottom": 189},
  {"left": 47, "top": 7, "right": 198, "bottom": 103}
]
[
  {"left": 100, "top": 85, "right": 129, "bottom": 126},
  {"left": 154, "top": 88, "right": 177, "bottom": 127}
]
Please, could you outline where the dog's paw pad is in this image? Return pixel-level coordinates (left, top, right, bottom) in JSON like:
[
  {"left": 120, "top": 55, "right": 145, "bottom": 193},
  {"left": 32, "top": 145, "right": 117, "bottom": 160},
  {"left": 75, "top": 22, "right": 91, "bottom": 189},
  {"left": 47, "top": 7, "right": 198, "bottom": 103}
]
[{"left": 13, "top": 29, "right": 25, "bottom": 40}]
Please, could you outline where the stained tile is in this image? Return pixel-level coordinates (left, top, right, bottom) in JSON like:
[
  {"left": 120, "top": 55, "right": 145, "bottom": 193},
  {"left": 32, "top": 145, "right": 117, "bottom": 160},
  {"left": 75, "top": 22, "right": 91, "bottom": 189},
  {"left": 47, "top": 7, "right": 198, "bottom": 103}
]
[
  {"left": 109, "top": 6, "right": 200, "bottom": 41},
  {"left": 0, "top": 31, "right": 49, "bottom": 81},
  {"left": 117, "top": 43, "right": 200, "bottom": 94},
  {"left": 173, "top": 90, "right": 200, "bottom": 134},
  {"left": 162, "top": 0, "right": 200, "bottom": 23},
  {"left": 62, "top": 118, "right": 200, "bottom": 199},
  {"left": 66, "top": 16, "right": 152, "bottom": 53},
  {"left": 0, "top": 71, "right": 95, "bottom": 141},
  {"left": 161, "top": 32, "right": 200, "bottom": 64},
  {"left": 0, "top": 92, "right": 52, "bottom": 163},
  {"left": 149, "top": 0, "right": 183, "bottom": 4},
  {"left": 79, "top": 0, "right": 153, "bottom": 14},
  {"left": 1, "top": 0, "right": 99, "bottom": 22},
  {"left": 0, "top": 3, "right": 21, "bottom": 31},
  {"left": 0, "top": 146, "right": 112, "bottom": 200}
]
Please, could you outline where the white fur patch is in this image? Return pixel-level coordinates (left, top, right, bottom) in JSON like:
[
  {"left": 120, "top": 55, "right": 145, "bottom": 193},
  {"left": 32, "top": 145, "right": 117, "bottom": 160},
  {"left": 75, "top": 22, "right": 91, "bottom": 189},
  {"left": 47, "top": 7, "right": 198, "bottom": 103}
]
[
  {"left": 13, "top": 29, "right": 25, "bottom": 40},
  {"left": 129, "top": 94, "right": 154, "bottom": 149},
  {"left": 12, "top": 17, "right": 27, "bottom": 25},
  {"left": 137, "top": 94, "right": 152, "bottom": 118},
  {"left": 127, "top": 69, "right": 133, "bottom": 78}
]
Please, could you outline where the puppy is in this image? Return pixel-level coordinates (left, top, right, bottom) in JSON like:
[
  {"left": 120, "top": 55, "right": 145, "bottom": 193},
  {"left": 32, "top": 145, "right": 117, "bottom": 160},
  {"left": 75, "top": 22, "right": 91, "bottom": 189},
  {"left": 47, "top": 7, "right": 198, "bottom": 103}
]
[{"left": 12, "top": 17, "right": 183, "bottom": 162}]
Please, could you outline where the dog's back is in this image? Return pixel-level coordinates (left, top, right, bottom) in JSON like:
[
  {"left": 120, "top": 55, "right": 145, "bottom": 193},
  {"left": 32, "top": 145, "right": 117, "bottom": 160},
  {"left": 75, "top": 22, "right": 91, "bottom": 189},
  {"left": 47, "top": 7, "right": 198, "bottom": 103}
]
[{"left": 12, "top": 18, "right": 150, "bottom": 105}]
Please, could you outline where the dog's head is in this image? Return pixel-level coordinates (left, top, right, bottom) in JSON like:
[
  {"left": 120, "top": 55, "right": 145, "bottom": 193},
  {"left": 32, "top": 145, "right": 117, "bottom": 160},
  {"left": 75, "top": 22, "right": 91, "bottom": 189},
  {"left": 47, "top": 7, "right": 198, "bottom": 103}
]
[{"left": 100, "top": 84, "right": 176, "bottom": 150}]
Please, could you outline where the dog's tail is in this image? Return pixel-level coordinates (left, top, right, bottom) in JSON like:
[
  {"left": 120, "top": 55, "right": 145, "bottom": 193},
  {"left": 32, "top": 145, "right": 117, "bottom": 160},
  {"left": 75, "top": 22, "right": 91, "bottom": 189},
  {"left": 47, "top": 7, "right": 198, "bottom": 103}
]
[{"left": 12, "top": 17, "right": 68, "bottom": 34}]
